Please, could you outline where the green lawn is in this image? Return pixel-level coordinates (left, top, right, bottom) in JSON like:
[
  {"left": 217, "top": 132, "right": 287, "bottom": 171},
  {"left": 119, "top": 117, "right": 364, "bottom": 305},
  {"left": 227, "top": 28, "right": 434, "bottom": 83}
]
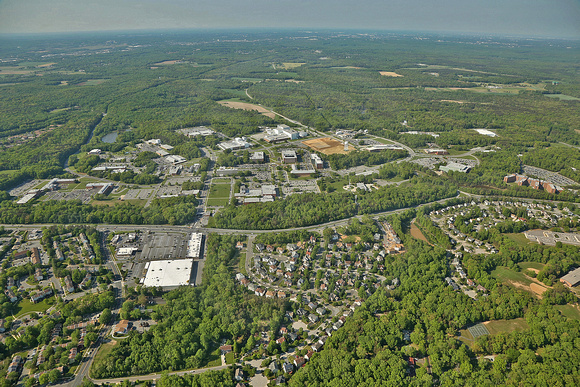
[
  {"left": 209, "top": 184, "right": 232, "bottom": 199},
  {"left": 556, "top": 305, "right": 580, "bottom": 320},
  {"left": 207, "top": 198, "right": 230, "bottom": 206},
  {"left": 446, "top": 148, "right": 469, "bottom": 156},
  {"left": 518, "top": 262, "right": 545, "bottom": 271},
  {"left": 91, "top": 341, "right": 116, "bottom": 376},
  {"left": 484, "top": 318, "right": 529, "bottom": 335},
  {"left": 238, "top": 253, "right": 247, "bottom": 276},
  {"left": 323, "top": 178, "right": 349, "bottom": 192},
  {"left": 225, "top": 352, "right": 235, "bottom": 365},
  {"left": 15, "top": 297, "right": 54, "bottom": 318},
  {"left": 206, "top": 349, "right": 222, "bottom": 367},
  {"left": 506, "top": 233, "right": 535, "bottom": 247},
  {"left": 491, "top": 266, "right": 533, "bottom": 286},
  {"left": 122, "top": 199, "right": 147, "bottom": 206}
]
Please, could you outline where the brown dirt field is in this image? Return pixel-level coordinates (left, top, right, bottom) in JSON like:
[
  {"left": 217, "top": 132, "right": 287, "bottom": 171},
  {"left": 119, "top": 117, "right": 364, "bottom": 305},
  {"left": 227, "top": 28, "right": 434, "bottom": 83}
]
[
  {"left": 302, "top": 137, "right": 353, "bottom": 155},
  {"left": 508, "top": 280, "right": 549, "bottom": 298},
  {"left": 530, "top": 283, "right": 548, "bottom": 295},
  {"left": 285, "top": 79, "right": 305, "bottom": 83},
  {"left": 441, "top": 100, "right": 465, "bottom": 104},
  {"left": 218, "top": 100, "right": 276, "bottom": 118},
  {"left": 36, "top": 63, "right": 56, "bottom": 68},
  {"left": 410, "top": 223, "right": 432, "bottom": 245},
  {"left": 526, "top": 268, "right": 540, "bottom": 274},
  {"left": 379, "top": 71, "right": 403, "bottom": 77}
]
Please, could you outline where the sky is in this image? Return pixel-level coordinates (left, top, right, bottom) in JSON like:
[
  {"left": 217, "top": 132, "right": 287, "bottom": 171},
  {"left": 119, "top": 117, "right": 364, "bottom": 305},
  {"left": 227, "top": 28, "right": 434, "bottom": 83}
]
[{"left": 0, "top": 0, "right": 579, "bottom": 38}]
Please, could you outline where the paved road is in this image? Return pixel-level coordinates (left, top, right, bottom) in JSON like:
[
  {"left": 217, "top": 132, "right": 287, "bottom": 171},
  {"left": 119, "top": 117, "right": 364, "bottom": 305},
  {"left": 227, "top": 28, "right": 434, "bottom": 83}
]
[{"left": 0, "top": 193, "right": 463, "bottom": 236}]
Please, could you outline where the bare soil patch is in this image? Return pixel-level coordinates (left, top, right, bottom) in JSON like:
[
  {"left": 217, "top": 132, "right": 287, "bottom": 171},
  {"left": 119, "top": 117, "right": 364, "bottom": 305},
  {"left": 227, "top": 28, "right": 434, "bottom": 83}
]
[
  {"left": 441, "top": 100, "right": 465, "bottom": 104},
  {"left": 380, "top": 71, "right": 403, "bottom": 77},
  {"left": 302, "top": 137, "right": 352, "bottom": 155},
  {"left": 529, "top": 283, "right": 548, "bottom": 295},
  {"left": 217, "top": 100, "right": 275, "bottom": 118},
  {"left": 285, "top": 79, "right": 305, "bottom": 83},
  {"left": 410, "top": 222, "right": 432, "bottom": 245},
  {"left": 36, "top": 62, "right": 56, "bottom": 68}
]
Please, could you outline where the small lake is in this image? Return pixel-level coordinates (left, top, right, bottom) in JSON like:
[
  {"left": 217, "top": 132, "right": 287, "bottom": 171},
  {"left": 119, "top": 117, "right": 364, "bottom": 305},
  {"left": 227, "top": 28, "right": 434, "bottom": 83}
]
[{"left": 101, "top": 132, "right": 118, "bottom": 143}]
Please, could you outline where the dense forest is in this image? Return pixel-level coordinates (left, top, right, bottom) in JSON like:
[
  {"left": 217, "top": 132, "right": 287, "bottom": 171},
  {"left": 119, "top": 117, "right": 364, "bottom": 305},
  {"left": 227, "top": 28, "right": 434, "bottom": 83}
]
[{"left": 0, "top": 195, "right": 198, "bottom": 225}]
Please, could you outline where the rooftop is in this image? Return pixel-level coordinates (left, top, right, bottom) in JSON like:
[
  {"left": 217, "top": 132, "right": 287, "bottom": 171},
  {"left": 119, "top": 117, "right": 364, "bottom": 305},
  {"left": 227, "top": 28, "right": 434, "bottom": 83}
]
[{"left": 143, "top": 259, "right": 194, "bottom": 288}]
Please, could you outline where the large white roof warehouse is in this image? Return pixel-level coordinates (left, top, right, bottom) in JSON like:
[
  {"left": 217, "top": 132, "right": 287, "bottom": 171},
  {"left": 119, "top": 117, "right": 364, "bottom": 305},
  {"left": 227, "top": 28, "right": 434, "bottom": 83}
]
[{"left": 142, "top": 259, "right": 194, "bottom": 288}]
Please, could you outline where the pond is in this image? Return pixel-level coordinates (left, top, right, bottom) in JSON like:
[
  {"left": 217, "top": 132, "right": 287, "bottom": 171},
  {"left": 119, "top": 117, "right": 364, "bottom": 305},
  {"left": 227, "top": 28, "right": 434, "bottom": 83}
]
[{"left": 101, "top": 132, "right": 118, "bottom": 143}]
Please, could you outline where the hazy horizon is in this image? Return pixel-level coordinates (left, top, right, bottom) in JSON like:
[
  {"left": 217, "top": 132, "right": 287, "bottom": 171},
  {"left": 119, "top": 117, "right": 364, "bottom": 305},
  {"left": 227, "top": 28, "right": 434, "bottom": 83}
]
[{"left": 0, "top": 0, "right": 579, "bottom": 39}]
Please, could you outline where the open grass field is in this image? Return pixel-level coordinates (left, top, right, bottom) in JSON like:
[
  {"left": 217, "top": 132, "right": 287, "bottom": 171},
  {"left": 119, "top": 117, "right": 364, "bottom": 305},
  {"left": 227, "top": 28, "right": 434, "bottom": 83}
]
[
  {"left": 518, "top": 261, "right": 545, "bottom": 271},
  {"left": 506, "top": 233, "right": 536, "bottom": 247},
  {"left": 217, "top": 100, "right": 275, "bottom": 118},
  {"left": 92, "top": 341, "right": 116, "bottom": 372},
  {"left": 207, "top": 198, "right": 229, "bottom": 206},
  {"left": 492, "top": 266, "right": 550, "bottom": 296},
  {"left": 209, "top": 183, "right": 231, "bottom": 198},
  {"left": 459, "top": 318, "right": 530, "bottom": 346},
  {"left": 556, "top": 305, "right": 580, "bottom": 320},
  {"left": 492, "top": 266, "right": 534, "bottom": 286},
  {"left": 323, "top": 177, "right": 349, "bottom": 192},
  {"left": 15, "top": 297, "right": 53, "bottom": 318},
  {"left": 302, "top": 137, "right": 353, "bottom": 155},
  {"left": 484, "top": 318, "right": 529, "bottom": 335}
]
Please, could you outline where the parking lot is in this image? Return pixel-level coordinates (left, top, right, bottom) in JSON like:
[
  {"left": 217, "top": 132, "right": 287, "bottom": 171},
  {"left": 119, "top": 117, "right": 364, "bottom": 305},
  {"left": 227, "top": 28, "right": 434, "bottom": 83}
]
[
  {"left": 522, "top": 165, "right": 576, "bottom": 186},
  {"left": 9, "top": 180, "right": 41, "bottom": 197},
  {"left": 124, "top": 189, "right": 154, "bottom": 200},
  {"left": 43, "top": 189, "right": 94, "bottom": 203},
  {"left": 282, "top": 180, "right": 320, "bottom": 196},
  {"left": 156, "top": 186, "right": 181, "bottom": 197},
  {"left": 139, "top": 232, "right": 189, "bottom": 260}
]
